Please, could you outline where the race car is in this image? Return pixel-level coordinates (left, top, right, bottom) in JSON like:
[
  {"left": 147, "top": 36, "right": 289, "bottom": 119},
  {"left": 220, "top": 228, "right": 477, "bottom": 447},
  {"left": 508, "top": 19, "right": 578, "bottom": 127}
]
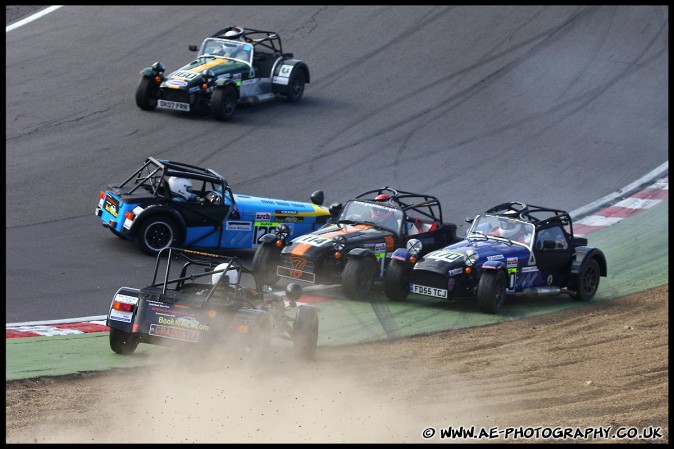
[
  {"left": 251, "top": 187, "right": 459, "bottom": 300},
  {"left": 384, "top": 201, "right": 608, "bottom": 314},
  {"left": 95, "top": 157, "right": 330, "bottom": 255},
  {"left": 105, "top": 247, "right": 319, "bottom": 360},
  {"left": 135, "top": 26, "right": 309, "bottom": 121}
]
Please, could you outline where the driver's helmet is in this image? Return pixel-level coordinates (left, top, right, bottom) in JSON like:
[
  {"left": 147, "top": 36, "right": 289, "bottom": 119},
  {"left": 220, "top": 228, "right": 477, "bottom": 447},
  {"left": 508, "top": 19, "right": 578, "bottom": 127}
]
[
  {"left": 212, "top": 263, "right": 239, "bottom": 286},
  {"left": 499, "top": 220, "right": 522, "bottom": 239},
  {"left": 371, "top": 193, "right": 394, "bottom": 221},
  {"left": 167, "top": 176, "right": 193, "bottom": 200}
]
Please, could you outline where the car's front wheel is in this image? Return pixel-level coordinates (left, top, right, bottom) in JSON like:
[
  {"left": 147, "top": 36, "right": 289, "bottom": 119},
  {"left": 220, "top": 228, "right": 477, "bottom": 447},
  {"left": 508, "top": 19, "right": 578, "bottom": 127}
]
[
  {"left": 342, "top": 257, "right": 378, "bottom": 300},
  {"left": 477, "top": 269, "right": 507, "bottom": 314},
  {"left": 109, "top": 328, "right": 139, "bottom": 355},
  {"left": 384, "top": 259, "right": 410, "bottom": 301},
  {"left": 135, "top": 77, "right": 159, "bottom": 111},
  {"left": 286, "top": 69, "right": 306, "bottom": 102},
  {"left": 571, "top": 258, "right": 600, "bottom": 301},
  {"left": 293, "top": 305, "right": 319, "bottom": 360},
  {"left": 251, "top": 242, "right": 281, "bottom": 287},
  {"left": 211, "top": 85, "right": 238, "bottom": 121},
  {"left": 135, "top": 216, "right": 180, "bottom": 256}
]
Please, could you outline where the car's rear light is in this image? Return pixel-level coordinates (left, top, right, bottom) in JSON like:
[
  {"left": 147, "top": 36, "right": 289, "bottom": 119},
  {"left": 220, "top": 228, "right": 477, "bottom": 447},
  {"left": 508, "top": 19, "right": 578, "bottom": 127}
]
[
  {"left": 124, "top": 211, "right": 135, "bottom": 220},
  {"left": 112, "top": 301, "right": 134, "bottom": 312},
  {"left": 100, "top": 191, "right": 106, "bottom": 199}
]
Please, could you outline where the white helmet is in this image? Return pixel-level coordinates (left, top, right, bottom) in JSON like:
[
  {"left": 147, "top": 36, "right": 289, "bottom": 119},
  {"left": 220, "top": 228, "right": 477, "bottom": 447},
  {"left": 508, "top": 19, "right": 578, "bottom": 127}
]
[
  {"left": 168, "top": 176, "right": 192, "bottom": 200},
  {"left": 211, "top": 263, "right": 239, "bottom": 286},
  {"left": 499, "top": 220, "right": 522, "bottom": 239}
]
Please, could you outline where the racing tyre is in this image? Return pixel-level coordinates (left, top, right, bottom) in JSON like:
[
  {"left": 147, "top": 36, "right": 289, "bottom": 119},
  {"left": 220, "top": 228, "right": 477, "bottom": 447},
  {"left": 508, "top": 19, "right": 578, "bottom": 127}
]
[
  {"left": 109, "top": 328, "right": 139, "bottom": 355},
  {"left": 211, "top": 85, "right": 238, "bottom": 121},
  {"left": 571, "top": 258, "right": 600, "bottom": 302},
  {"left": 136, "top": 216, "right": 180, "bottom": 256},
  {"left": 477, "top": 269, "right": 507, "bottom": 314},
  {"left": 384, "top": 259, "right": 410, "bottom": 302},
  {"left": 135, "top": 77, "right": 159, "bottom": 111},
  {"left": 285, "top": 69, "right": 306, "bottom": 102},
  {"left": 342, "top": 257, "right": 378, "bottom": 300},
  {"left": 251, "top": 243, "right": 281, "bottom": 287},
  {"left": 293, "top": 305, "right": 319, "bottom": 360}
]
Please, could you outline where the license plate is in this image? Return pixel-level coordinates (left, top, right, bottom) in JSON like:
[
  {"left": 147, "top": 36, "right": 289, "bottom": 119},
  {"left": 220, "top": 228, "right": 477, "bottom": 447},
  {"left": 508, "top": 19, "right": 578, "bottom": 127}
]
[
  {"left": 410, "top": 283, "right": 447, "bottom": 299},
  {"left": 277, "top": 266, "right": 316, "bottom": 283},
  {"left": 158, "top": 99, "right": 190, "bottom": 111}
]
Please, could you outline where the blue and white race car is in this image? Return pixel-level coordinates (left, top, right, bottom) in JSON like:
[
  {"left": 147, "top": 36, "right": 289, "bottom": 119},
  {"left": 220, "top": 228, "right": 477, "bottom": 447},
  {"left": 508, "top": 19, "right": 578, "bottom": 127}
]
[
  {"left": 384, "top": 201, "right": 607, "bottom": 314},
  {"left": 95, "top": 157, "right": 330, "bottom": 255}
]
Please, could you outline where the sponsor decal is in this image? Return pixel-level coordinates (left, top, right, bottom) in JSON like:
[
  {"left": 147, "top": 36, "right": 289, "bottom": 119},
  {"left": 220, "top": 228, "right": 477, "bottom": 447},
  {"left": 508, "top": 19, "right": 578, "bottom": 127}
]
[
  {"left": 547, "top": 274, "right": 554, "bottom": 285},
  {"left": 189, "top": 86, "right": 200, "bottom": 93},
  {"left": 109, "top": 309, "right": 133, "bottom": 323},
  {"left": 242, "top": 79, "right": 255, "bottom": 85},
  {"left": 272, "top": 76, "right": 289, "bottom": 85},
  {"left": 448, "top": 267, "right": 464, "bottom": 276},
  {"left": 103, "top": 195, "right": 119, "bottom": 218},
  {"left": 521, "top": 266, "right": 539, "bottom": 273},
  {"left": 233, "top": 73, "right": 241, "bottom": 81},
  {"left": 226, "top": 221, "right": 252, "bottom": 231},
  {"left": 278, "top": 65, "right": 293, "bottom": 78},
  {"left": 114, "top": 293, "right": 138, "bottom": 304},
  {"left": 507, "top": 257, "right": 518, "bottom": 268},
  {"left": 487, "top": 254, "right": 504, "bottom": 261},
  {"left": 149, "top": 324, "right": 199, "bottom": 342},
  {"left": 276, "top": 210, "right": 298, "bottom": 215},
  {"left": 256, "top": 212, "right": 273, "bottom": 221},
  {"left": 254, "top": 221, "right": 277, "bottom": 227},
  {"left": 166, "top": 79, "right": 187, "bottom": 87},
  {"left": 219, "top": 73, "right": 231, "bottom": 79}
]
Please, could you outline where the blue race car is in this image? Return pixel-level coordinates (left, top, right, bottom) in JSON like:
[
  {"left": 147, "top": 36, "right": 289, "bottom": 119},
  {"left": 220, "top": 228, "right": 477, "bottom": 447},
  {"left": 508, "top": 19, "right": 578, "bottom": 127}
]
[
  {"left": 95, "top": 157, "right": 330, "bottom": 255},
  {"left": 383, "top": 201, "right": 607, "bottom": 314}
]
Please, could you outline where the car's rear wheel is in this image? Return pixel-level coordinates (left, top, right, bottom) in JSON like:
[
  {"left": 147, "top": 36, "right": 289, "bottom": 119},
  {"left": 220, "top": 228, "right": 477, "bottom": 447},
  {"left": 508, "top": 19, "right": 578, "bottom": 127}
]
[
  {"left": 211, "top": 85, "right": 238, "bottom": 121},
  {"left": 136, "top": 216, "right": 180, "bottom": 256},
  {"left": 293, "top": 305, "right": 319, "bottom": 360},
  {"left": 251, "top": 242, "right": 281, "bottom": 287},
  {"left": 571, "top": 258, "right": 600, "bottom": 301},
  {"left": 109, "top": 328, "right": 139, "bottom": 355},
  {"left": 135, "top": 77, "right": 159, "bottom": 111},
  {"left": 477, "top": 269, "right": 507, "bottom": 314},
  {"left": 342, "top": 257, "right": 377, "bottom": 300},
  {"left": 384, "top": 259, "right": 410, "bottom": 301},
  {"left": 286, "top": 69, "right": 306, "bottom": 102}
]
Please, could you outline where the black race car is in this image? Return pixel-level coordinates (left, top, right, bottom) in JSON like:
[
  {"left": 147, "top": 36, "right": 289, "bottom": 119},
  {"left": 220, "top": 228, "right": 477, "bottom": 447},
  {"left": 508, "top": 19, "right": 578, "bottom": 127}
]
[
  {"left": 135, "top": 26, "right": 309, "bottom": 121},
  {"left": 251, "top": 187, "right": 459, "bottom": 300},
  {"left": 105, "top": 247, "right": 319, "bottom": 360},
  {"left": 384, "top": 201, "right": 608, "bottom": 314}
]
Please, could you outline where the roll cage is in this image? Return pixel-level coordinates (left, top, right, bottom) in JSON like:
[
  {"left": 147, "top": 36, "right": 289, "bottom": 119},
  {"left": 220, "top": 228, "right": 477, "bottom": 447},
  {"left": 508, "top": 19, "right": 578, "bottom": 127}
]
[
  {"left": 109, "top": 157, "right": 231, "bottom": 201},
  {"left": 210, "top": 26, "right": 285, "bottom": 56},
  {"left": 353, "top": 186, "right": 444, "bottom": 224},
  {"left": 481, "top": 201, "right": 579, "bottom": 241},
  {"left": 148, "top": 247, "right": 263, "bottom": 304}
]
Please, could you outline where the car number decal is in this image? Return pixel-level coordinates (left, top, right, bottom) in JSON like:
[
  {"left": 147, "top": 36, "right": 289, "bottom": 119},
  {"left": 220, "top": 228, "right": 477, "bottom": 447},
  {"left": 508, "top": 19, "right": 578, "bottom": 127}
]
[
  {"left": 292, "top": 234, "right": 331, "bottom": 247},
  {"left": 410, "top": 283, "right": 448, "bottom": 299},
  {"left": 425, "top": 250, "right": 463, "bottom": 263}
]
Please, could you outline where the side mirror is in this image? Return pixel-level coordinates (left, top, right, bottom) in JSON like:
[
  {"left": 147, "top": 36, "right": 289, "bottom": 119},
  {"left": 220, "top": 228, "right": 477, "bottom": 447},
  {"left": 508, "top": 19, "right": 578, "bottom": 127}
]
[
  {"left": 329, "top": 202, "right": 343, "bottom": 219},
  {"left": 285, "top": 283, "right": 303, "bottom": 302},
  {"left": 310, "top": 190, "right": 324, "bottom": 206},
  {"left": 188, "top": 45, "right": 198, "bottom": 52}
]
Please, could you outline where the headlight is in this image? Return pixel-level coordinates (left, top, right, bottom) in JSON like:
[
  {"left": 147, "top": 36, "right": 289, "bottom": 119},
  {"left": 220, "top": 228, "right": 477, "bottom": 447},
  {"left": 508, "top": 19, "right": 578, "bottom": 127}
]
[
  {"left": 276, "top": 223, "right": 290, "bottom": 240},
  {"left": 464, "top": 249, "right": 479, "bottom": 266},
  {"left": 332, "top": 235, "right": 346, "bottom": 251},
  {"left": 407, "top": 238, "right": 423, "bottom": 256}
]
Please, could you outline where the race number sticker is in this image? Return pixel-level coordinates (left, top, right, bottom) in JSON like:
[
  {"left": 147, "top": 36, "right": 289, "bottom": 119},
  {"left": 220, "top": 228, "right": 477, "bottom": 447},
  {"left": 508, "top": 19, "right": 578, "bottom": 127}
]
[
  {"left": 291, "top": 233, "right": 331, "bottom": 247},
  {"left": 278, "top": 65, "right": 293, "bottom": 77},
  {"left": 426, "top": 250, "right": 463, "bottom": 263}
]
